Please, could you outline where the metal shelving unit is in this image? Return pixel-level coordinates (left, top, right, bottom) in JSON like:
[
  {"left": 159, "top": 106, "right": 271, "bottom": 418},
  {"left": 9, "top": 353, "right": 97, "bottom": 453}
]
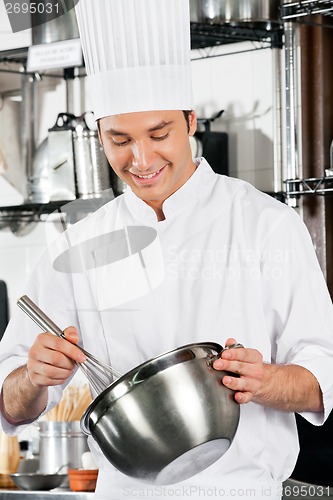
[
  {"left": 190, "top": 23, "right": 284, "bottom": 50},
  {"left": 281, "top": 0, "right": 333, "bottom": 20},
  {"left": 0, "top": 197, "right": 115, "bottom": 236},
  {"left": 284, "top": 176, "right": 333, "bottom": 197},
  {"left": 281, "top": 0, "right": 333, "bottom": 201},
  {"left": 1, "top": 1, "right": 332, "bottom": 211}
]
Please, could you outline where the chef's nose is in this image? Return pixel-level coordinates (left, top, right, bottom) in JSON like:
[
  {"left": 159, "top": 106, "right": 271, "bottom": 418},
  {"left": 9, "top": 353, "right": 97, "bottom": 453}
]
[{"left": 131, "top": 141, "right": 154, "bottom": 171}]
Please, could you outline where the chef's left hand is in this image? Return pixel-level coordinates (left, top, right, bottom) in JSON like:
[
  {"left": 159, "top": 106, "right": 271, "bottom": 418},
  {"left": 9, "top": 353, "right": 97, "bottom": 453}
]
[{"left": 213, "top": 337, "right": 264, "bottom": 404}]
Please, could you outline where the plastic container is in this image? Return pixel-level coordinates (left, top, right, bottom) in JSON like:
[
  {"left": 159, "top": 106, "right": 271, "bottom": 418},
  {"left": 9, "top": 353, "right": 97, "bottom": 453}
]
[{"left": 68, "top": 469, "right": 98, "bottom": 492}]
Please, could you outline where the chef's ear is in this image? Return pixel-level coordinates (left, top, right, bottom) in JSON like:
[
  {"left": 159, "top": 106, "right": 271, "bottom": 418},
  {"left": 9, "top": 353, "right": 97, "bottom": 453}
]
[{"left": 188, "top": 110, "right": 197, "bottom": 136}]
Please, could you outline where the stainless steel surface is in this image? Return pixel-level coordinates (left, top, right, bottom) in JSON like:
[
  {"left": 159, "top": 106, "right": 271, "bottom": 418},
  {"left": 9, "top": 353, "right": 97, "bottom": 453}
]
[
  {"left": 18, "top": 296, "right": 240, "bottom": 485},
  {"left": 72, "top": 114, "right": 111, "bottom": 199},
  {"left": 28, "top": 138, "right": 49, "bottom": 204},
  {"left": 9, "top": 474, "right": 67, "bottom": 491},
  {"left": 0, "top": 490, "right": 94, "bottom": 499},
  {"left": 281, "top": 0, "right": 333, "bottom": 20},
  {"left": 31, "top": 7, "right": 79, "bottom": 45},
  {"left": 82, "top": 342, "right": 240, "bottom": 485},
  {"left": 21, "top": 73, "right": 36, "bottom": 202},
  {"left": 17, "top": 295, "right": 121, "bottom": 393},
  {"left": 40, "top": 112, "right": 112, "bottom": 202},
  {"left": 17, "top": 295, "right": 65, "bottom": 339},
  {"left": 282, "top": 19, "right": 303, "bottom": 207},
  {"left": 190, "top": 0, "right": 282, "bottom": 29},
  {"left": 47, "top": 114, "right": 76, "bottom": 202},
  {"left": 38, "top": 421, "right": 89, "bottom": 475},
  {"left": 272, "top": 47, "right": 284, "bottom": 193}
]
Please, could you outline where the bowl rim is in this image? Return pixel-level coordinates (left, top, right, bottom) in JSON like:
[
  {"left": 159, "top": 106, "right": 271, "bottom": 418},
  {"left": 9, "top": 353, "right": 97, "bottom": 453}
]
[
  {"left": 80, "top": 341, "right": 222, "bottom": 434},
  {"left": 10, "top": 473, "right": 68, "bottom": 478}
]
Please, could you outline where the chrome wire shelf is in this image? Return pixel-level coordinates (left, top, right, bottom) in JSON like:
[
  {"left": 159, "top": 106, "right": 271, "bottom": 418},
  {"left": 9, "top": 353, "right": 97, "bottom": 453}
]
[
  {"left": 284, "top": 175, "right": 333, "bottom": 197},
  {"left": 281, "top": 0, "right": 333, "bottom": 20},
  {"left": 190, "top": 23, "right": 284, "bottom": 49}
]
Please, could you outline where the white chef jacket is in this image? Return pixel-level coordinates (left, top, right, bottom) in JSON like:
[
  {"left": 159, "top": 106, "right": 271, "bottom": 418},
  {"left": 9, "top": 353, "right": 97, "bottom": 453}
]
[{"left": 1, "top": 158, "right": 333, "bottom": 500}]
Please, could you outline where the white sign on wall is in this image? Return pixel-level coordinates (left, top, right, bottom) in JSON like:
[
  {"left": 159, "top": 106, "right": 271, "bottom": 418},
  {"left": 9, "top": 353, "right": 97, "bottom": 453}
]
[{"left": 27, "top": 38, "right": 82, "bottom": 71}]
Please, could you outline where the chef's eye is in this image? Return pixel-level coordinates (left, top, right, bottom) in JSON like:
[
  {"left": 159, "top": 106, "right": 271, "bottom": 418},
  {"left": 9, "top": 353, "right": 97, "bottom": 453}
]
[
  {"left": 152, "top": 133, "right": 169, "bottom": 141},
  {"left": 112, "top": 138, "right": 130, "bottom": 147}
]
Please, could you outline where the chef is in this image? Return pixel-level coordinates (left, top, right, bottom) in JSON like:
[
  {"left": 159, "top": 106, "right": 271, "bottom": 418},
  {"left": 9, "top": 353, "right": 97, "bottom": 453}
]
[{"left": 1, "top": 0, "right": 333, "bottom": 499}]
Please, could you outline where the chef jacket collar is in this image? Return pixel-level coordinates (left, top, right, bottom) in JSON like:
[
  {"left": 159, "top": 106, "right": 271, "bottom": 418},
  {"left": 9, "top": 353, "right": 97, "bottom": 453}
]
[{"left": 124, "top": 158, "right": 217, "bottom": 223}]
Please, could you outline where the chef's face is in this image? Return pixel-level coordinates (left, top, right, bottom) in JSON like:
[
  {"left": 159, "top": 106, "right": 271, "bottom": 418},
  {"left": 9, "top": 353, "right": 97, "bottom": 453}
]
[{"left": 98, "top": 110, "right": 197, "bottom": 216}]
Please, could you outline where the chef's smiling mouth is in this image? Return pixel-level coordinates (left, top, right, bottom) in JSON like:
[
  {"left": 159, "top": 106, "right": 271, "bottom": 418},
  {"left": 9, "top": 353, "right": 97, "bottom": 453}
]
[
  {"left": 129, "top": 165, "right": 167, "bottom": 182},
  {"left": 136, "top": 169, "right": 160, "bottom": 179}
]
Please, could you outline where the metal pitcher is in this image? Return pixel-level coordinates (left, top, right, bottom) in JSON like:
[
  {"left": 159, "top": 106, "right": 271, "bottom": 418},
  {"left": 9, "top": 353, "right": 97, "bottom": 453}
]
[
  {"left": 72, "top": 113, "right": 112, "bottom": 199},
  {"left": 38, "top": 421, "right": 89, "bottom": 474}
]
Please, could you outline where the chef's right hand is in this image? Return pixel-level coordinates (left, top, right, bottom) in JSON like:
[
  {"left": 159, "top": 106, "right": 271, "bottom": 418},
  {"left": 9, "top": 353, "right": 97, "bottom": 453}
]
[{"left": 27, "top": 326, "right": 86, "bottom": 388}]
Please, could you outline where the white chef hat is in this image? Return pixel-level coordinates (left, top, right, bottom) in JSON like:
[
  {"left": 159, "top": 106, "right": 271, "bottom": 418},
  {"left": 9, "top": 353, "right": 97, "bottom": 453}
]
[{"left": 75, "top": 0, "right": 193, "bottom": 120}]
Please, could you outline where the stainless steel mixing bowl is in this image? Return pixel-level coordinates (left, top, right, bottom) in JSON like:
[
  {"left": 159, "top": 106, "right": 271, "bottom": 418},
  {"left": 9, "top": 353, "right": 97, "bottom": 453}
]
[
  {"left": 81, "top": 342, "right": 240, "bottom": 485},
  {"left": 10, "top": 473, "right": 67, "bottom": 491}
]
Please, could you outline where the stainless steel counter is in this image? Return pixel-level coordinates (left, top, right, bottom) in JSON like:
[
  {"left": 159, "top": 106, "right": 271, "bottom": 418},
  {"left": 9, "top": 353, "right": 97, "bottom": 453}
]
[{"left": 0, "top": 489, "right": 94, "bottom": 500}]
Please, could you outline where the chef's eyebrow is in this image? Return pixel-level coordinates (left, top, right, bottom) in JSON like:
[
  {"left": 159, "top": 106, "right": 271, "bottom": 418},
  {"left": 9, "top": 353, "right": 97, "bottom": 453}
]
[
  {"left": 147, "top": 120, "right": 174, "bottom": 132},
  {"left": 104, "top": 120, "right": 174, "bottom": 137}
]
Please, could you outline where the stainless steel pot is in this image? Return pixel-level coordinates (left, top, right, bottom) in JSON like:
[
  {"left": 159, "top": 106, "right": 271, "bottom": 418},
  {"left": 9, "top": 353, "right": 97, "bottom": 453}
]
[
  {"left": 31, "top": 4, "right": 79, "bottom": 45},
  {"left": 38, "top": 421, "right": 89, "bottom": 474},
  {"left": 190, "top": 0, "right": 281, "bottom": 30},
  {"left": 72, "top": 113, "right": 112, "bottom": 199},
  {"left": 81, "top": 342, "right": 240, "bottom": 485}
]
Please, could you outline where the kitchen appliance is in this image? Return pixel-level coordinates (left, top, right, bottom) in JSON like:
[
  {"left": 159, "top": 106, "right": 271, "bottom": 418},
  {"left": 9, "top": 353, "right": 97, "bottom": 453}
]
[
  {"left": 17, "top": 295, "right": 240, "bottom": 486},
  {"left": 190, "top": 0, "right": 282, "bottom": 30}
]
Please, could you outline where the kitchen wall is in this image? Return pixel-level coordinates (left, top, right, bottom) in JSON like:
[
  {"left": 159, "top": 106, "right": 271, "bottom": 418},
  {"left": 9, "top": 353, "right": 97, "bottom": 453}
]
[
  {"left": 191, "top": 42, "right": 276, "bottom": 191},
  {"left": 0, "top": 41, "right": 276, "bottom": 318}
]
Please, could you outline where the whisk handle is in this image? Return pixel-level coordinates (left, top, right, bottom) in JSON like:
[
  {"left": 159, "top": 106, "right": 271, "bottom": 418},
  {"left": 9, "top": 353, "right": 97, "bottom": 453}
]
[{"left": 17, "top": 295, "right": 65, "bottom": 339}]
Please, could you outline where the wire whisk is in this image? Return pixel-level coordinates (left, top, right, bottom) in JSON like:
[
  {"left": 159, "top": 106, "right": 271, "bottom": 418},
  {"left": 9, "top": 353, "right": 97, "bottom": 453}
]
[{"left": 17, "top": 295, "right": 122, "bottom": 394}]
